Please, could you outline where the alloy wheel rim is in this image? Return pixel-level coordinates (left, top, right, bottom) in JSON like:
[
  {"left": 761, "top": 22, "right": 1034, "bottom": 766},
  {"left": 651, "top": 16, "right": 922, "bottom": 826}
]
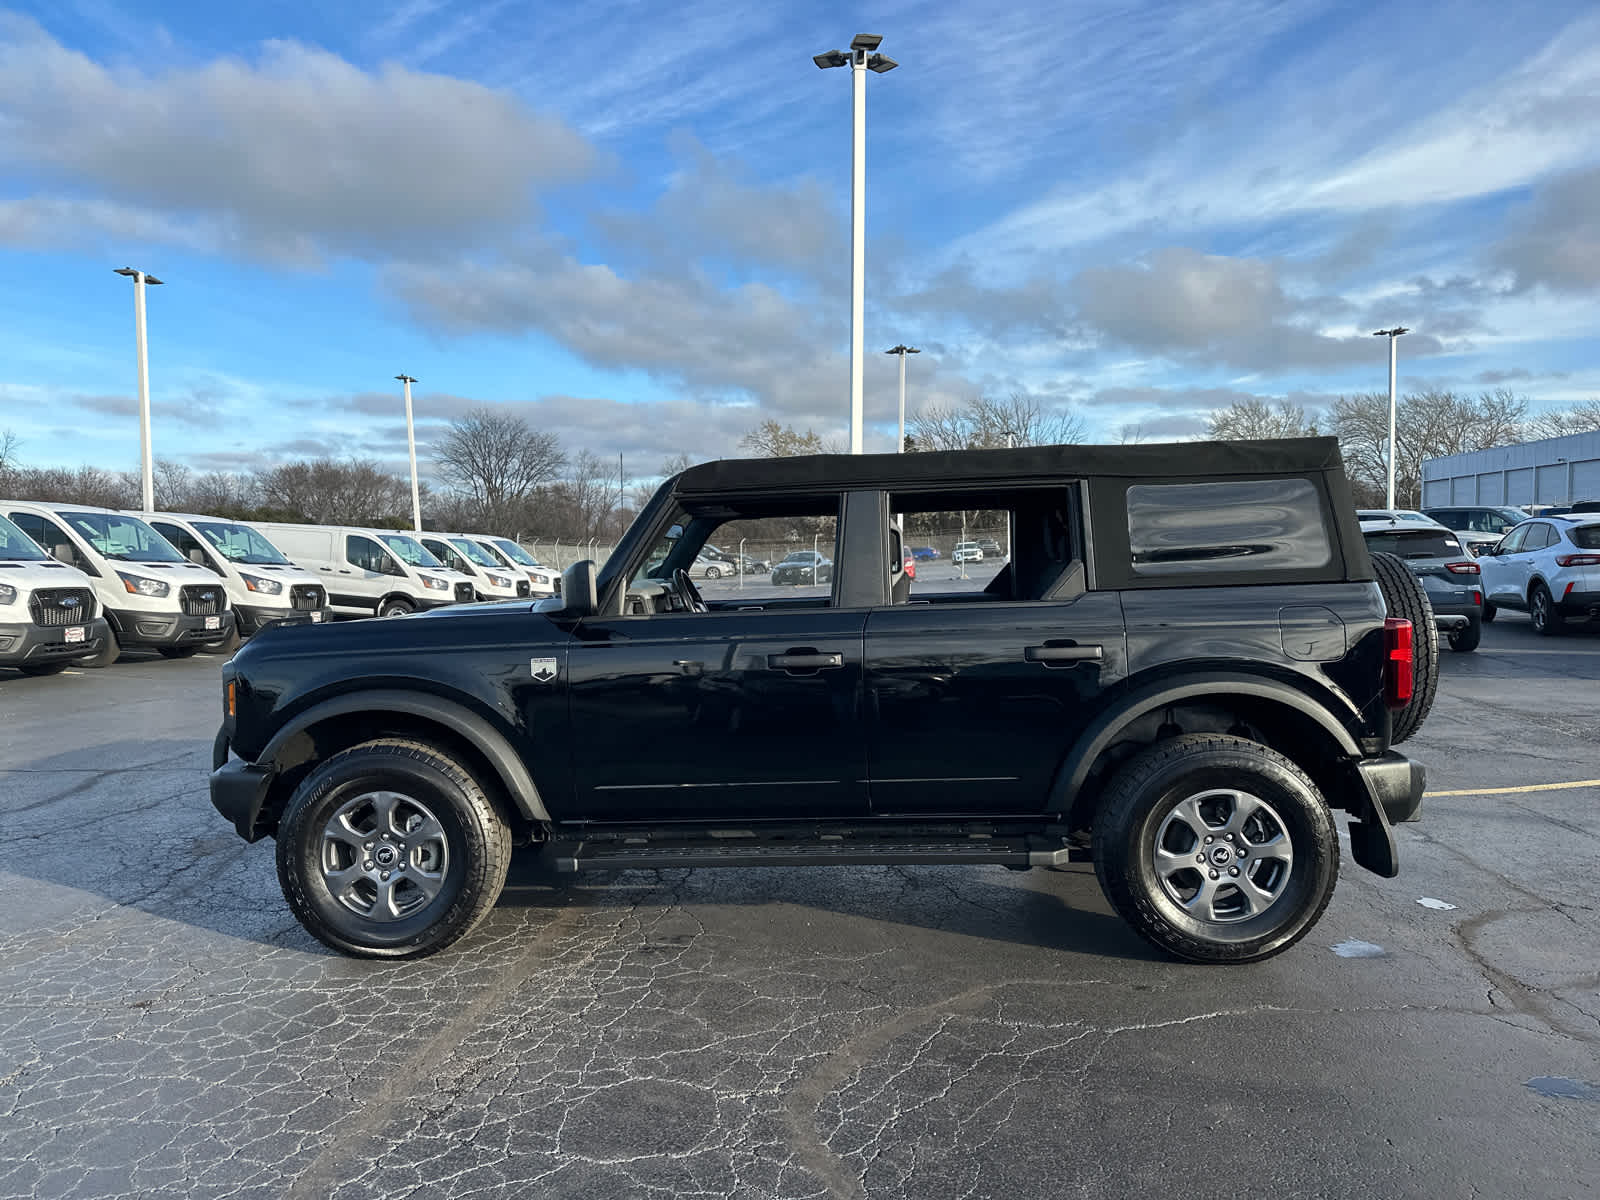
[
  {"left": 319, "top": 790, "right": 450, "bottom": 921},
  {"left": 1152, "top": 788, "right": 1294, "bottom": 924}
]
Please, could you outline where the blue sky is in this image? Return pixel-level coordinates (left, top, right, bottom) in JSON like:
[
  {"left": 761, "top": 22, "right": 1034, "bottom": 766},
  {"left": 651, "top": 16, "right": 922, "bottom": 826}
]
[{"left": 3, "top": 0, "right": 1600, "bottom": 485}]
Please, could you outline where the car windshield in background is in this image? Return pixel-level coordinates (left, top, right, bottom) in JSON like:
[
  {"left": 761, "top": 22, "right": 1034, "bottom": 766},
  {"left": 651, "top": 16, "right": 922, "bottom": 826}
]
[
  {"left": 449, "top": 538, "right": 500, "bottom": 567},
  {"left": 1363, "top": 529, "right": 1463, "bottom": 558},
  {"left": 1571, "top": 525, "right": 1600, "bottom": 550},
  {"left": 66, "top": 512, "right": 184, "bottom": 562},
  {"left": 193, "top": 521, "right": 291, "bottom": 565},
  {"left": 0, "top": 513, "right": 49, "bottom": 561},
  {"left": 489, "top": 538, "right": 538, "bottom": 566},
  {"left": 379, "top": 534, "right": 444, "bottom": 569}
]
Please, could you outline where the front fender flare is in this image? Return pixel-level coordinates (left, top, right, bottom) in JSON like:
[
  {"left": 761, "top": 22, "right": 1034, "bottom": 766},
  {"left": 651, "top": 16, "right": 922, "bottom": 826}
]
[
  {"left": 256, "top": 689, "right": 550, "bottom": 823},
  {"left": 1048, "top": 671, "right": 1363, "bottom": 812}
]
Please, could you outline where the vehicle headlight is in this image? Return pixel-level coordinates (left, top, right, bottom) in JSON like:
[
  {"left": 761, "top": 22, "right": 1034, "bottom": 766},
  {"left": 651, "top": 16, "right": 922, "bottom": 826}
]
[
  {"left": 240, "top": 573, "right": 283, "bottom": 595},
  {"left": 532, "top": 572, "right": 550, "bottom": 586},
  {"left": 116, "top": 571, "right": 171, "bottom": 598},
  {"left": 421, "top": 575, "right": 449, "bottom": 591},
  {"left": 486, "top": 573, "right": 512, "bottom": 588},
  {"left": 0, "top": 583, "right": 15, "bottom": 604}
]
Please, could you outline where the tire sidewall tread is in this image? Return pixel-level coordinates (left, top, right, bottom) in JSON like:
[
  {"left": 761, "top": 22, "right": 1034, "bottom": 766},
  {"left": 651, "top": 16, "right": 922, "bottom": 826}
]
[{"left": 1369, "top": 551, "right": 1438, "bottom": 742}]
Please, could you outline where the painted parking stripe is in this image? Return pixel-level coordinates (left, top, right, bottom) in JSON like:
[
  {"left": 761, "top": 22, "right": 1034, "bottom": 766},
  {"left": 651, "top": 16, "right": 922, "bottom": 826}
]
[{"left": 1425, "top": 778, "right": 1600, "bottom": 798}]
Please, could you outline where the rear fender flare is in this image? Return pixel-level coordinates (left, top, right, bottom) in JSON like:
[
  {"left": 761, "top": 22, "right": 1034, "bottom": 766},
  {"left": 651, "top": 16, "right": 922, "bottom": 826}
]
[
  {"left": 257, "top": 689, "right": 550, "bottom": 823},
  {"left": 1049, "top": 672, "right": 1362, "bottom": 812}
]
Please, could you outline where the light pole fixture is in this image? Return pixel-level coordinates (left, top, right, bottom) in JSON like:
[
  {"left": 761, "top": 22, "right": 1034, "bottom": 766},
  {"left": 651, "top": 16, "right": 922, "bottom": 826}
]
[
  {"left": 884, "top": 344, "right": 920, "bottom": 452},
  {"left": 114, "top": 267, "right": 164, "bottom": 513},
  {"left": 395, "top": 374, "right": 422, "bottom": 533},
  {"left": 1372, "top": 327, "right": 1410, "bottom": 510},
  {"left": 816, "top": 33, "right": 899, "bottom": 455}
]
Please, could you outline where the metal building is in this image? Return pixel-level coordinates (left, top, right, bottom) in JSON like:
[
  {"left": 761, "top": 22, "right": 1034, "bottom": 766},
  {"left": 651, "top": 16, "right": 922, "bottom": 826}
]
[{"left": 1421, "top": 430, "right": 1600, "bottom": 508}]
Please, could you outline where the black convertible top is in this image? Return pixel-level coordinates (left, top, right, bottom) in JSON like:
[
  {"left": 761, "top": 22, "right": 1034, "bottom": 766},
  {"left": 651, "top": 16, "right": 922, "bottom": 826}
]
[{"left": 671, "top": 437, "right": 1346, "bottom": 498}]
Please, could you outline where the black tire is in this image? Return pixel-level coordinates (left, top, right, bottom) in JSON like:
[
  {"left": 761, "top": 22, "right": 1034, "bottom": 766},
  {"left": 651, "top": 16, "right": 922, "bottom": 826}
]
[
  {"left": 1529, "top": 582, "right": 1565, "bottom": 637},
  {"left": 1370, "top": 551, "right": 1438, "bottom": 744},
  {"left": 378, "top": 598, "right": 415, "bottom": 619},
  {"left": 1448, "top": 615, "right": 1481, "bottom": 652},
  {"left": 76, "top": 627, "right": 119, "bottom": 669},
  {"left": 17, "top": 660, "right": 70, "bottom": 676},
  {"left": 202, "top": 625, "right": 243, "bottom": 656},
  {"left": 158, "top": 645, "right": 200, "bottom": 659},
  {"left": 275, "top": 739, "right": 512, "bottom": 959},
  {"left": 1092, "top": 734, "right": 1340, "bottom": 964},
  {"left": 1481, "top": 601, "right": 1497, "bottom": 623}
]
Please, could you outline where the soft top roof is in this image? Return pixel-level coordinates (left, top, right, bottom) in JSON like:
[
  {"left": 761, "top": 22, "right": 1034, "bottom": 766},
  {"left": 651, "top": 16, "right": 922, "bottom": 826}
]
[{"left": 671, "top": 437, "right": 1346, "bottom": 499}]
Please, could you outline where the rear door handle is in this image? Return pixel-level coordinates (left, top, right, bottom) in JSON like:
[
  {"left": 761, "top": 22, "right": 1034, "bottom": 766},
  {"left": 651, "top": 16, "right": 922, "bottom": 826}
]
[
  {"left": 1025, "top": 644, "right": 1103, "bottom": 665},
  {"left": 768, "top": 652, "right": 844, "bottom": 671}
]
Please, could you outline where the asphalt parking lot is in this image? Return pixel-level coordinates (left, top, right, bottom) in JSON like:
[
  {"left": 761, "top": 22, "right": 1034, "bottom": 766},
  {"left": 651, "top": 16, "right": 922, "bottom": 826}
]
[{"left": 2, "top": 615, "right": 1598, "bottom": 1199}]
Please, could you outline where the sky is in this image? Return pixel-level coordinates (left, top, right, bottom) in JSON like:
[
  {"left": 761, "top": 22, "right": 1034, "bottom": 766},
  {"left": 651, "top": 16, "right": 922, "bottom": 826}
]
[{"left": 3, "top": 0, "right": 1600, "bottom": 488}]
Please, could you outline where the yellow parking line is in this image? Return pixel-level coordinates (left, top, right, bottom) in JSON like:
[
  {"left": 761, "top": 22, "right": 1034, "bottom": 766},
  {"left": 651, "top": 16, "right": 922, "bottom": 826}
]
[{"left": 1425, "top": 779, "right": 1600, "bottom": 798}]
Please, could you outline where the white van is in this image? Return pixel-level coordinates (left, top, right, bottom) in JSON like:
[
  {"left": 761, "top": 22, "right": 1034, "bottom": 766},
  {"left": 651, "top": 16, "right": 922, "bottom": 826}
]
[
  {"left": 0, "top": 510, "right": 114, "bottom": 673},
  {"left": 146, "top": 512, "right": 333, "bottom": 635},
  {"left": 466, "top": 534, "right": 559, "bottom": 597},
  {"left": 417, "top": 532, "right": 531, "bottom": 602},
  {"left": 249, "top": 522, "right": 477, "bottom": 618},
  {"left": 3, "top": 501, "right": 234, "bottom": 660}
]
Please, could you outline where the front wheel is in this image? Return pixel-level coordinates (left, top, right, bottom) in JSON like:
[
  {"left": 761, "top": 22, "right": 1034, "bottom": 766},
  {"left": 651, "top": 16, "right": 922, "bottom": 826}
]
[
  {"left": 378, "top": 599, "right": 415, "bottom": 619},
  {"left": 158, "top": 645, "right": 200, "bottom": 659},
  {"left": 275, "top": 739, "right": 512, "bottom": 959},
  {"left": 1530, "top": 583, "right": 1564, "bottom": 636},
  {"left": 76, "top": 627, "right": 120, "bottom": 669},
  {"left": 17, "top": 660, "right": 70, "bottom": 676},
  {"left": 1092, "top": 734, "right": 1339, "bottom": 964},
  {"left": 704, "top": 566, "right": 721, "bottom": 579}
]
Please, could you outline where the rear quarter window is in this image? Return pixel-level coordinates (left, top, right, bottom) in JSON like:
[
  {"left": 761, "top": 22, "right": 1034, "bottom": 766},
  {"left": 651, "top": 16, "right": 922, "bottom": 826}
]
[
  {"left": 1569, "top": 526, "right": 1600, "bottom": 550},
  {"left": 1127, "top": 479, "right": 1332, "bottom": 577}
]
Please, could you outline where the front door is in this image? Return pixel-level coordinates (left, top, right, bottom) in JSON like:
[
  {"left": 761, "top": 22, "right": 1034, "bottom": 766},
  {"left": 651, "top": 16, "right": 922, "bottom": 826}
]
[{"left": 567, "top": 609, "right": 871, "bottom": 821}]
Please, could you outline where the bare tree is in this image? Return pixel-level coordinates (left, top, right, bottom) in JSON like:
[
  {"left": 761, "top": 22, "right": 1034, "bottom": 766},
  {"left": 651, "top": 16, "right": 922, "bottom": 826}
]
[
  {"left": 909, "top": 393, "right": 1084, "bottom": 451},
  {"left": 8, "top": 464, "right": 132, "bottom": 508},
  {"left": 435, "top": 408, "right": 565, "bottom": 530},
  {"left": 255, "top": 458, "right": 416, "bottom": 525},
  {"left": 740, "top": 421, "right": 828, "bottom": 457},
  {"left": 0, "top": 429, "right": 19, "bottom": 489},
  {"left": 1207, "top": 399, "right": 1318, "bottom": 441},
  {"left": 1527, "top": 399, "right": 1600, "bottom": 441},
  {"left": 1330, "top": 389, "right": 1529, "bottom": 507}
]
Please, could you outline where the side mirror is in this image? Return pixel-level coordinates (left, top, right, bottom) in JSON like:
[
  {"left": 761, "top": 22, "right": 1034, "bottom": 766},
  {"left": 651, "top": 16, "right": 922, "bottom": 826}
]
[{"left": 557, "top": 560, "right": 598, "bottom": 618}]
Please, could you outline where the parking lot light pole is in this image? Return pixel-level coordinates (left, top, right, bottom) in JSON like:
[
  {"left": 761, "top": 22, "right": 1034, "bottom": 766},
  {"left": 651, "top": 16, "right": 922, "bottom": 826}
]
[
  {"left": 1373, "top": 327, "right": 1409, "bottom": 510},
  {"left": 816, "top": 35, "right": 898, "bottom": 454},
  {"left": 395, "top": 375, "right": 422, "bottom": 533},
  {"left": 885, "top": 344, "right": 920, "bottom": 452},
  {"left": 113, "top": 268, "right": 163, "bottom": 513}
]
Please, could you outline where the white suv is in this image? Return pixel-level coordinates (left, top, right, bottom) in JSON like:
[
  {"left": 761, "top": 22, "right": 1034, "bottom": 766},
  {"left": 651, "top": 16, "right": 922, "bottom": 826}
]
[
  {"left": 952, "top": 540, "right": 984, "bottom": 564},
  {"left": 1477, "top": 516, "right": 1600, "bottom": 635}
]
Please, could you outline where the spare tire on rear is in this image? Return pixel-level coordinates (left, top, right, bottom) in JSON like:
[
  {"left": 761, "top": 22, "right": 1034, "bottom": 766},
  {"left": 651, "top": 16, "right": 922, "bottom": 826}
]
[{"left": 1370, "top": 551, "right": 1438, "bottom": 744}]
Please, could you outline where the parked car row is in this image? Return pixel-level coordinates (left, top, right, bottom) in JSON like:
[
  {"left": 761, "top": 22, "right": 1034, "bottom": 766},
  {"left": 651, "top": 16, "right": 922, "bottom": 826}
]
[{"left": 0, "top": 498, "right": 559, "bottom": 673}]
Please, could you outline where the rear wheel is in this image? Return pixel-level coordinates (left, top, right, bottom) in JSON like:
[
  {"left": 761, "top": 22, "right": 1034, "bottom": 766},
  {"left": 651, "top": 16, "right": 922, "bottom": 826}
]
[
  {"left": 1092, "top": 734, "right": 1339, "bottom": 964},
  {"left": 17, "top": 660, "right": 70, "bottom": 676},
  {"left": 1447, "top": 615, "right": 1481, "bottom": 652},
  {"left": 1530, "top": 582, "right": 1564, "bottom": 636},
  {"left": 1481, "top": 601, "right": 1497, "bottom": 623},
  {"left": 275, "top": 739, "right": 512, "bottom": 958},
  {"left": 1370, "top": 551, "right": 1438, "bottom": 744}
]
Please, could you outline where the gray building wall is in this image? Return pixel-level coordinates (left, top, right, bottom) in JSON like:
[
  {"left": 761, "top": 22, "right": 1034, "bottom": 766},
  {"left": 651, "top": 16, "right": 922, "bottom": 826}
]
[{"left": 1422, "top": 431, "right": 1600, "bottom": 508}]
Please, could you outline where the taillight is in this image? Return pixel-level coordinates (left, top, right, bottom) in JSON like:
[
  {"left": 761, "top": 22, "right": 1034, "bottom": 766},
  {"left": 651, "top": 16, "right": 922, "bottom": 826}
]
[
  {"left": 1472, "top": 589, "right": 1483, "bottom": 606},
  {"left": 1555, "top": 554, "right": 1600, "bottom": 567},
  {"left": 1384, "top": 617, "right": 1414, "bottom": 710},
  {"left": 1444, "top": 561, "right": 1479, "bottom": 574}
]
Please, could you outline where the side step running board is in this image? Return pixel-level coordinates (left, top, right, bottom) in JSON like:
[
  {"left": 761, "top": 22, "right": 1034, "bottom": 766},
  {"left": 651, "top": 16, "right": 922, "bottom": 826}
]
[{"left": 549, "top": 832, "right": 1086, "bottom": 873}]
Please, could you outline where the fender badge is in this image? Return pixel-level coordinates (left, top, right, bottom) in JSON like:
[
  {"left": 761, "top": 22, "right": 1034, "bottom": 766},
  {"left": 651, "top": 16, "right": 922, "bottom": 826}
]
[{"left": 529, "top": 657, "right": 558, "bottom": 682}]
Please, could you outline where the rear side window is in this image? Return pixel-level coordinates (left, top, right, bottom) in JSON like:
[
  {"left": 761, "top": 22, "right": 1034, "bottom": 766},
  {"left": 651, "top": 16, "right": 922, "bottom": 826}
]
[
  {"left": 1362, "top": 530, "right": 1463, "bottom": 558},
  {"left": 1570, "top": 526, "right": 1600, "bottom": 550},
  {"left": 1523, "top": 524, "right": 1555, "bottom": 551},
  {"left": 1127, "top": 480, "right": 1331, "bottom": 577}
]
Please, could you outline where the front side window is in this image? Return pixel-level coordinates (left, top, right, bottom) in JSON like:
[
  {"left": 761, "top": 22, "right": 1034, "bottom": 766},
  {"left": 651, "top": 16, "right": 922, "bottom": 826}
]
[
  {"left": 423, "top": 539, "right": 470, "bottom": 573},
  {"left": 1495, "top": 525, "right": 1528, "bottom": 555},
  {"left": 1127, "top": 479, "right": 1330, "bottom": 577},
  {"left": 379, "top": 534, "right": 444, "bottom": 569},
  {"left": 64, "top": 512, "right": 184, "bottom": 563},
  {"left": 449, "top": 537, "right": 500, "bottom": 568},
  {"left": 193, "top": 521, "right": 290, "bottom": 565},
  {"left": 347, "top": 535, "right": 396, "bottom": 574},
  {"left": 0, "top": 513, "right": 49, "bottom": 561},
  {"left": 488, "top": 537, "right": 538, "bottom": 567},
  {"left": 624, "top": 503, "right": 841, "bottom": 610}
]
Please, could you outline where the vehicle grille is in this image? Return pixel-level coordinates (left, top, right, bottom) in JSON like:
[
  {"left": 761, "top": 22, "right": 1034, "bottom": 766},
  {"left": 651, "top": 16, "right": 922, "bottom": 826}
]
[
  {"left": 29, "top": 587, "right": 94, "bottom": 627},
  {"left": 454, "top": 582, "right": 475, "bottom": 604},
  {"left": 516, "top": 579, "right": 531, "bottom": 597},
  {"left": 289, "top": 584, "right": 324, "bottom": 611},
  {"left": 180, "top": 585, "right": 225, "bottom": 617}
]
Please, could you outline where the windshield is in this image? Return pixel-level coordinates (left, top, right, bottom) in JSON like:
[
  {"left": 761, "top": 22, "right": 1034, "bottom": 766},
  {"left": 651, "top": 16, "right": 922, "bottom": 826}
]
[
  {"left": 192, "top": 520, "right": 291, "bottom": 565},
  {"left": 449, "top": 537, "right": 500, "bottom": 567},
  {"left": 489, "top": 537, "right": 538, "bottom": 566},
  {"left": 65, "top": 512, "right": 184, "bottom": 562},
  {"left": 0, "top": 513, "right": 49, "bottom": 561},
  {"left": 1363, "top": 529, "right": 1464, "bottom": 559},
  {"left": 1570, "top": 525, "right": 1600, "bottom": 550},
  {"left": 379, "top": 534, "right": 444, "bottom": 569}
]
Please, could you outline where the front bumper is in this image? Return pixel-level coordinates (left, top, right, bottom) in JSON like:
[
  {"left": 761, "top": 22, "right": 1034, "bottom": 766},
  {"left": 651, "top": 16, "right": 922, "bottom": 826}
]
[
  {"left": 417, "top": 594, "right": 458, "bottom": 611},
  {"left": 106, "top": 606, "right": 236, "bottom": 648},
  {"left": 0, "top": 616, "right": 111, "bottom": 666},
  {"left": 235, "top": 603, "right": 333, "bottom": 634},
  {"left": 210, "top": 727, "right": 275, "bottom": 842}
]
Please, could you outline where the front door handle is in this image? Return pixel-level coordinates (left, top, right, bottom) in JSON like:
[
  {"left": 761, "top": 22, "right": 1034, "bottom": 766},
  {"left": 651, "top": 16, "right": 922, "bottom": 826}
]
[
  {"left": 768, "top": 651, "right": 844, "bottom": 671},
  {"left": 1025, "top": 643, "right": 1103, "bottom": 665}
]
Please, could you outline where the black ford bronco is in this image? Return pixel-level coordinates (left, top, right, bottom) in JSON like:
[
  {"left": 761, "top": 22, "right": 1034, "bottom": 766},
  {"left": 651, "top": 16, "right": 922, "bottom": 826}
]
[{"left": 210, "top": 438, "right": 1433, "bottom": 963}]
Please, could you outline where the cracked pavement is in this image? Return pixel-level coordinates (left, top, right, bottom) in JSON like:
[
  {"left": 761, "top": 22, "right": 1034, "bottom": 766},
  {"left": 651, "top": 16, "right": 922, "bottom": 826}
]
[{"left": 2, "top": 619, "right": 1598, "bottom": 1200}]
